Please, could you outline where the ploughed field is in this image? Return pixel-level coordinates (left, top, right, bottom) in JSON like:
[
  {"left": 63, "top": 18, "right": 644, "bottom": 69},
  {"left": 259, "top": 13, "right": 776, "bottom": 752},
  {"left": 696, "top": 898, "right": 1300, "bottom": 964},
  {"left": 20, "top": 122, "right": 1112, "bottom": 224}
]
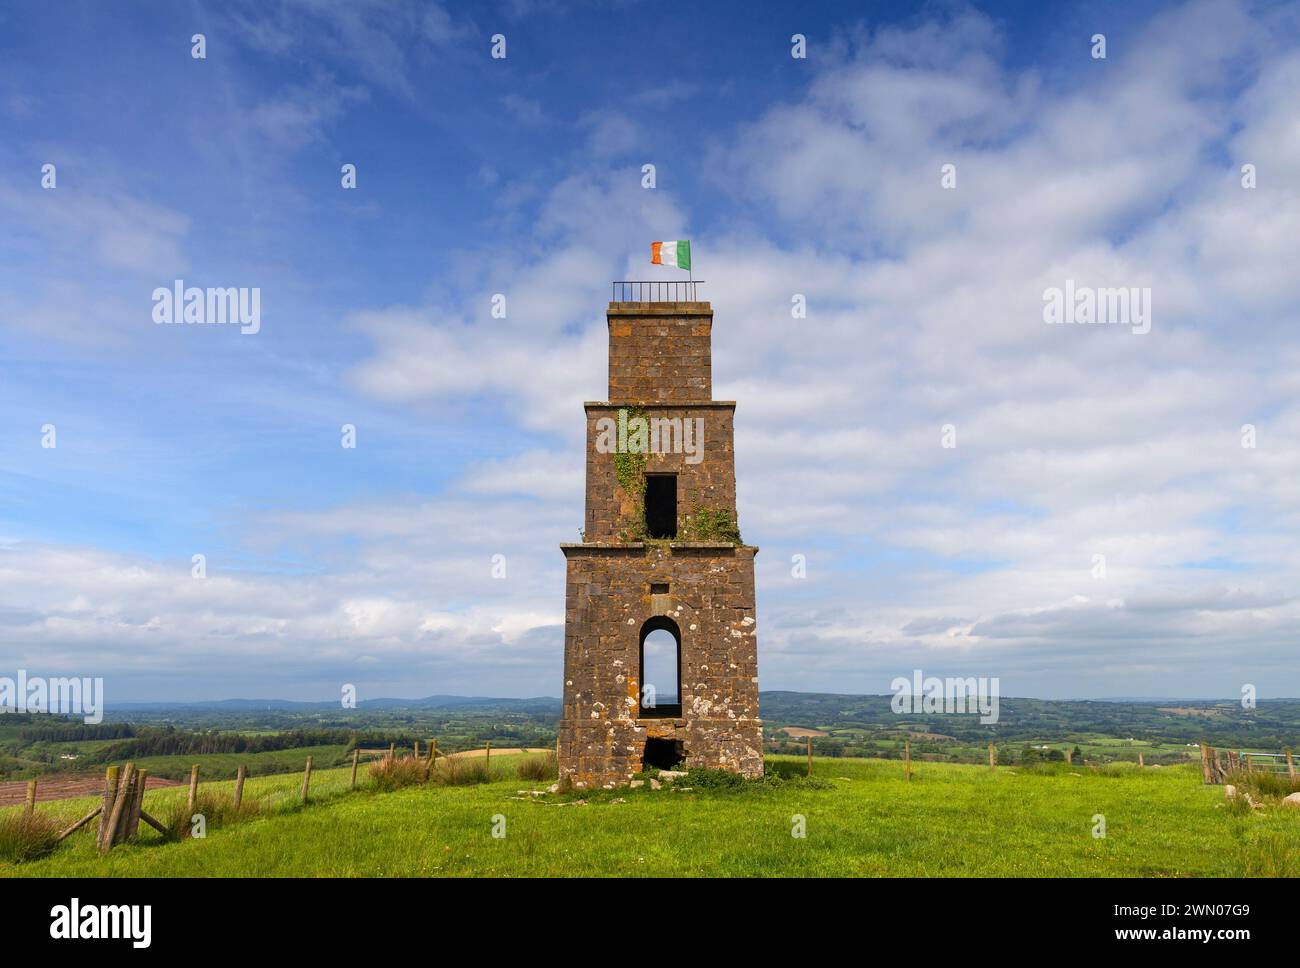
[
  {"left": 0, "top": 772, "right": 179, "bottom": 807},
  {"left": 2, "top": 755, "right": 1296, "bottom": 877}
]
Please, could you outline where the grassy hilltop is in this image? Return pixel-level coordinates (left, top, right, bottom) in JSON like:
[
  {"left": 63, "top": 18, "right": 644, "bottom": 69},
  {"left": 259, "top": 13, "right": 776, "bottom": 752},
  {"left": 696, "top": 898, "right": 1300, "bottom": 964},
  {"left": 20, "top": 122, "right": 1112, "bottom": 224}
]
[{"left": 3, "top": 754, "right": 1297, "bottom": 878}]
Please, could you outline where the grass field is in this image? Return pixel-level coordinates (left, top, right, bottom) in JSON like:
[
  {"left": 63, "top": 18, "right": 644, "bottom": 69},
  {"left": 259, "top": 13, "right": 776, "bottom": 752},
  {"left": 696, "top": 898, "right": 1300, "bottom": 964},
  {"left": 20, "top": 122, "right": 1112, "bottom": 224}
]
[
  {"left": 120, "top": 744, "right": 355, "bottom": 781},
  {"left": 3, "top": 755, "right": 1297, "bottom": 877}
]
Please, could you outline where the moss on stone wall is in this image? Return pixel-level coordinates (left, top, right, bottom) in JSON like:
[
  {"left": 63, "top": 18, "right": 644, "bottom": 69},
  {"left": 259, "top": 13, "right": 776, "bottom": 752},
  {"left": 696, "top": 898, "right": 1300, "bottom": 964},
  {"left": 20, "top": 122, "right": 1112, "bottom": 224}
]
[
  {"left": 682, "top": 506, "right": 742, "bottom": 544},
  {"left": 612, "top": 407, "right": 648, "bottom": 541}
]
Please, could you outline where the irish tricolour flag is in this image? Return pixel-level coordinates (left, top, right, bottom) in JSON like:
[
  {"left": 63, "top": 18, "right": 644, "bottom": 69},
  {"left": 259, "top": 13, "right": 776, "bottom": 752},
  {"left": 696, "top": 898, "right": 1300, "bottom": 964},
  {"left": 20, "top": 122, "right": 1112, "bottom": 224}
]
[{"left": 651, "top": 240, "right": 691, "bottom": 271}]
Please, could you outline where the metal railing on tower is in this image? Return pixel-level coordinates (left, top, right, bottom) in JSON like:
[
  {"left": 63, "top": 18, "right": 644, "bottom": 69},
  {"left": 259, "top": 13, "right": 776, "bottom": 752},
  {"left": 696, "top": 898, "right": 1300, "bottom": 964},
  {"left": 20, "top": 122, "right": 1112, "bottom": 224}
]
[{"left": 611, "top": 280, "right": 705, "bottom": 303}]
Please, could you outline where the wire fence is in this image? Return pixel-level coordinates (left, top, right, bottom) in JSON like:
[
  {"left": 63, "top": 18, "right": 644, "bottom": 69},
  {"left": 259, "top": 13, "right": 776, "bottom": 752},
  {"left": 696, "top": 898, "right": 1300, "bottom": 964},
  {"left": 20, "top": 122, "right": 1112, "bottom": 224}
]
[
  {"left": 1200, "top": 743, "right": 1297, "bottom": 783},
  {"left": 1230, "top": 751, "right": 1293, "bottom": 775}
]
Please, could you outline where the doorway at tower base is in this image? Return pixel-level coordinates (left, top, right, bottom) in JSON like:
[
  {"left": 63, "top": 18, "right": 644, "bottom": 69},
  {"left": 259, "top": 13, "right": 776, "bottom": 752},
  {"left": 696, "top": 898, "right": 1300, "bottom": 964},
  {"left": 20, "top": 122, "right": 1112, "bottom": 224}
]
[{"left": 557, "top": 717, "right": 763, "bottom": 790}]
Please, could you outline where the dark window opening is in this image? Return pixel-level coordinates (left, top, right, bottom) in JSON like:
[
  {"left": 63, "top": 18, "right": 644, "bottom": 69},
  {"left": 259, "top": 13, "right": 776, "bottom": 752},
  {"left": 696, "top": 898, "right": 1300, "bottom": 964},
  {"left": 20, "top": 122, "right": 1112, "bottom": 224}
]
[
  {"left": 644, "top": 474, "right": 677, "bottom": 539},
  {"left": 649, "top": 582, "right": 669, "bottom": 595},
  {"left": 642, "top": 738, "right": 685, "bottom": 771},
  {"left": 639, "top": 616, "right": 681, "bottom": 718}
]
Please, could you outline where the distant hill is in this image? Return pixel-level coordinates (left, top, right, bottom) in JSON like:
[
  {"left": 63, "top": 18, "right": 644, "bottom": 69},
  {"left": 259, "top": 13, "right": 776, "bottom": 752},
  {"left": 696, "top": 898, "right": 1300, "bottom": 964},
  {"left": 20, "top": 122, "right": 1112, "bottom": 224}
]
[
  {"left": 110, "top": 695, "right": 563, "bottom": 714},
  {"left": 97, "top": 691, "right": 1300, "bottom": 751},
  {"left": 756, "top": 692, "right": 1300, "bottom": 752},
  {"left": 105, "top": 690, "right": 1300, "bottom": 730}
]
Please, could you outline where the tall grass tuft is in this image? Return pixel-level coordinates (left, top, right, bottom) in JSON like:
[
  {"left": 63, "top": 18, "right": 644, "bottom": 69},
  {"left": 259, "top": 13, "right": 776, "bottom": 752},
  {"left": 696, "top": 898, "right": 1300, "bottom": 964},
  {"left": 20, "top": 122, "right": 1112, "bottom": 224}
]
[
  {"left": 1226, "top": 769, "right": 1300, "bottom": 802},
  {"left": 518, "top": 753, "right": 558, "bottom": 782},
  {"left": 0, "top": 811, "right": 61, "bottom": 863},
  {"left": 1240, "top": 832, "right": 1299, "bottom": 877},
  {"left": 433, "top": 756, "right": 493, "bottom": 786},
  {"left": 1224, "top": 792, "right": 1254, "bottom": 816},
  {"left": 161, "top": 791, "right": 258, "bottom": 839},
  {"left": 368, "top": 756, "right": 427, "bottom": 792}
]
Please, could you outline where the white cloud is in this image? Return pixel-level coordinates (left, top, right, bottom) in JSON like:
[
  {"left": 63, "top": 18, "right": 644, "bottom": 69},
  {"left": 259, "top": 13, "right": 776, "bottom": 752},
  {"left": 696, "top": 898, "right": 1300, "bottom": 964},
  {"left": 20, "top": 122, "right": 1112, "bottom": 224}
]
[
  {"left": 8, "top": 0, "right": 1300, "bottom": 700},
  {"left": 325, "top": 1, "right": 1300, "bottom": 696}
]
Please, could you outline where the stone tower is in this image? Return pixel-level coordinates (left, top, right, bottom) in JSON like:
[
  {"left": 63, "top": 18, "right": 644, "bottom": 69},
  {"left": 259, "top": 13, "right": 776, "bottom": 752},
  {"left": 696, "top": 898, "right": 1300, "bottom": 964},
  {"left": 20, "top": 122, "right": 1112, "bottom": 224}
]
[{"left": 557, "top": 294, "right": 762, "bottom": 789}]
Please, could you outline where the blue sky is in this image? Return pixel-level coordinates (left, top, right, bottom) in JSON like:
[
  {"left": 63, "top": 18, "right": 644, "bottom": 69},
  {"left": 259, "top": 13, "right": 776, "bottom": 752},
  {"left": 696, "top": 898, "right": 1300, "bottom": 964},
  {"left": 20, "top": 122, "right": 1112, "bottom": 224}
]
[{"left": 2, "top": 0, "right": 1299, "bottom": 703}]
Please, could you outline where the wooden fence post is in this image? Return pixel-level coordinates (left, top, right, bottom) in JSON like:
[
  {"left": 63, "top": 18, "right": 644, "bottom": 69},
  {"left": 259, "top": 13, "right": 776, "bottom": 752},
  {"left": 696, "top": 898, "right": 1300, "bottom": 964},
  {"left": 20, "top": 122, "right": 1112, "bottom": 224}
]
[
  {"left": 111, "top": 766, "right": 140, "bottom": 847},
  {"left": 127, "top": 768, "right": 147, "bottom": 839},
  {"left": 1287, "top": 750, "right": 1296, "bottom": 782},
  {"left": 1246, "top": 753, "right": 1254, "bottom": 773},
  {"left": 485, "top": 741, "right": 491, "bottom": 774},
  {"left": 806, "top": 737, "right": 812, "bottom": 778},
  {"left": 1138, "top": 752, "right": 1144, "bottom": 768},
  {"left": 988, "top": 742, "right": 995, "bottom": 770},
  {"left": 187, "top": 763, "right": 199, "bottom": 811},
  {"left": 301, "top": 756, "right": 313, "bottom": 803},
  {"left": 388, "top": 742, "right": 395, "bottom": 761},
  {"left": 904, "top": 740, "right": 912, "bottom": 781},
  {"left": 1212, "top": 749, "right": 1224, "bottom": 783},
  {"left": 24, "top": 779, "right": 36, "bottom": 815},
  {"left": 1199, "top": 743, "right": 1211, "bottom": 784},
  {"left": 1065, "top": 747, "right": 1073, "bottom": 766},
  {"left": 97, "top": 766, "right": 119, "bottom": 851},
  {"left": 414, "top": 740, "right": 420, "bottom": 761},
  {"left": 350, "top": 748, "right": 360, "bottom": 788},
  {"left": 233, "top": 765, "right": 247, "bottom": 810},
  {"left": 101, "top": 762, "right": 135, "bottom": 854}
]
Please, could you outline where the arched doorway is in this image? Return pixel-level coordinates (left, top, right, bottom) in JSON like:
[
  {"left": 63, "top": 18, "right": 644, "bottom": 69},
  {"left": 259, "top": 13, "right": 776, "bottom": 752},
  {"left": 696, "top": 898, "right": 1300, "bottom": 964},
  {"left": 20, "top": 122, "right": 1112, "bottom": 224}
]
[{"left": 639, "top": 616, "right": 681, "bottom": 717}]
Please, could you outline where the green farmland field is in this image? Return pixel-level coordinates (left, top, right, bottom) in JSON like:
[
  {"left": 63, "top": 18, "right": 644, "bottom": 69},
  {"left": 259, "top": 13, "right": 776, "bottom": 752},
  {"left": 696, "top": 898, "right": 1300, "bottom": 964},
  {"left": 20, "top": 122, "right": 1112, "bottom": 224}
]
[
  {"left": 4, "top": 755, "right": 1297, "bottom": 877},
  {"left": 122, "top": 744, "right": 354, "bottom": 781}
]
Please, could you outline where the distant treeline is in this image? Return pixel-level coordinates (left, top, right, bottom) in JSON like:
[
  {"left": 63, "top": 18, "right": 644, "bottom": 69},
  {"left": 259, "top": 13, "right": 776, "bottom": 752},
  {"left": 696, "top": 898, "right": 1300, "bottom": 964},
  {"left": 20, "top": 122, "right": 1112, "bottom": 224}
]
[
  {"left": 85, "top": 726, "right": 429, "bottom": 762},
  {"left": 19, "top": 722, "right": 136, "bottom": 742},
  {"left": 89, "top": 728, "right": 339, "bottom": 761}
]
